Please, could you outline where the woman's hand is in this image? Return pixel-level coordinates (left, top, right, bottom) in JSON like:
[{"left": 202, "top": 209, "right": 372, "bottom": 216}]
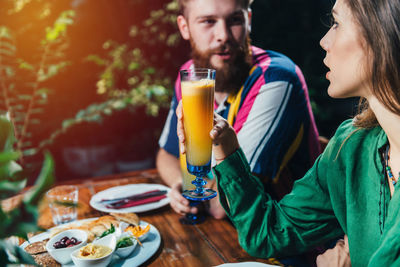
[{"left": 176, "top": 101, "right": 239, "bottom": 164}]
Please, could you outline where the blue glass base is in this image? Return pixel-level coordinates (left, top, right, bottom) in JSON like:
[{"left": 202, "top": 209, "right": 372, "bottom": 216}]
[
  {"left": 182, "top": 188, "right": 217, "bottom": 201},
  {"left": 186, "top": 161, "right": 211, "bottom": 177},
  {"left": 179, "top": 201, "right": 204, "bottom": 225}
]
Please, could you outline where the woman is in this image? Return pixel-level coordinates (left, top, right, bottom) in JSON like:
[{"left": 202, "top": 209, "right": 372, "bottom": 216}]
[{"left": 177, "top": 0, "right": 400, "bottom": 265}]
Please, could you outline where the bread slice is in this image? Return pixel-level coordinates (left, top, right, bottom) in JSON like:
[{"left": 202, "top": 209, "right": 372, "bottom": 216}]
[
  {"left": 110, "top": 212, "right": 139, "bottom": 226},
  {"left": 32, "top": 252, "right": 61, "bottom": 266},
  {"left": 24, "top": 239, "right": 49, "bottom": 255}
]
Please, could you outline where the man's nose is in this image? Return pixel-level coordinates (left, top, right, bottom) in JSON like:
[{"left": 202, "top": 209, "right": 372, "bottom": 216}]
[{"left": 215, "top": 21, "right": 229, "bottom": 44}]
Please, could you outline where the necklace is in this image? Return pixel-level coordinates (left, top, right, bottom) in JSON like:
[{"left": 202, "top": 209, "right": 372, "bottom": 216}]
[{"left": 385, "top": 144, "right": 399, "bottom": 187}]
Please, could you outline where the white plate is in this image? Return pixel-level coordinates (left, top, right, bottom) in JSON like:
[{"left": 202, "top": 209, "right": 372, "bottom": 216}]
[
  {"left": 21, "top": 219, "right": 161, "bottom": 267},
  {"left": 89, "top": 183, "right": 171, "bottom": 213}
]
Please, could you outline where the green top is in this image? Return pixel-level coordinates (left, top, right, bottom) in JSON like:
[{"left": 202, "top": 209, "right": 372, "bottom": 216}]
[{"left": 213, "top": 119, "right": 400, "bottom": 266}]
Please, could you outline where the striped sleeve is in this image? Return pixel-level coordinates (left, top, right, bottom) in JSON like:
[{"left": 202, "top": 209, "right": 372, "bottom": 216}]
[{"left": 237, "top": 80, "right": 295, "bottom": 178}]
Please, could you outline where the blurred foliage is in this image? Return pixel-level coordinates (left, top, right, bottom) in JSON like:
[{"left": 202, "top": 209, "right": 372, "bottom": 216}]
[
  {"left": 0, "top": 114, "right": 55, "bottom": 264},
  {"left": 0, "top": 3, "right": 75, "bottom": 161},
  {"left": 38, "top": 0, "right": 182, "bottom": 149}
]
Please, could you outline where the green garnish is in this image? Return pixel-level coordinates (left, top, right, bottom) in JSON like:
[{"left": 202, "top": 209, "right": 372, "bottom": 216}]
[
  {"left": 99, "top": 224, "right": 115, "bottom": 238},
  {"left": 117, "top": 237, "right": 134, "bottom": 248}
]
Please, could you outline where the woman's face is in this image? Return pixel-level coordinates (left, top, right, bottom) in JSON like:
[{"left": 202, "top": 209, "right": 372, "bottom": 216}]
[{"left": 320, "top": 0, "right": 371, "bottom": 98}]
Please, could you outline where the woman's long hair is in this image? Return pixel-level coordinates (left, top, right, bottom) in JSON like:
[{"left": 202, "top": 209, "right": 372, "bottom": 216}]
[{"left": 347, "top": 0, "right": 400, "bottom": 128}]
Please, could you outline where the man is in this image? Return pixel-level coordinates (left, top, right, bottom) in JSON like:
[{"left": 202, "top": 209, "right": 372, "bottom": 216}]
[{"left": 157, "top": 0, "right": 320, "bottom": 219}]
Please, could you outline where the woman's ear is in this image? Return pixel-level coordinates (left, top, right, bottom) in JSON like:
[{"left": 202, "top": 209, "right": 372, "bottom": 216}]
[{"left": 177, "top": 15, "right": 190, "bottom": 40}]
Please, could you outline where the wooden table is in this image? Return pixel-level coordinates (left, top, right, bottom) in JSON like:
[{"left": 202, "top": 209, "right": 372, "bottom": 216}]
[{"left": 6, "top": 169, "right": 279, "bottom": 266}]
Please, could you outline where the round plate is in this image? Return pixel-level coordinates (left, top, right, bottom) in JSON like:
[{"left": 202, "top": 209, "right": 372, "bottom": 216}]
[
  {"left": 89, "top": 183, "right": 171, "bottom": 213},
  {"left": 21, "top": 219, "right": 161, "bottom": 267}
]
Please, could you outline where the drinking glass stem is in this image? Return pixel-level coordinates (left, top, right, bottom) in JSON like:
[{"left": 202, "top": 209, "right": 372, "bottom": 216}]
[{"left": 193, "top": 176, "right": 207, "bottom": 195}]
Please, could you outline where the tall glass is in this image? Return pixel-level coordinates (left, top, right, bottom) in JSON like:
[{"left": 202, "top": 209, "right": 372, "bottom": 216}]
[{"left": 180, "top": 68, "right": 217, "bottom": 202}]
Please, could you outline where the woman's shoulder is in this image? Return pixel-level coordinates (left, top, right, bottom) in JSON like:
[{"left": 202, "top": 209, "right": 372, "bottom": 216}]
[{"left": 323, "top": 119, "right": 384, "bottom": 159}]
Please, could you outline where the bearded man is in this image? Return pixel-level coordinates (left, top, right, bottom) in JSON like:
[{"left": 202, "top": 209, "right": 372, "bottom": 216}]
[{"left": 157, "top": 0, "right": 320, "bottom": 219}]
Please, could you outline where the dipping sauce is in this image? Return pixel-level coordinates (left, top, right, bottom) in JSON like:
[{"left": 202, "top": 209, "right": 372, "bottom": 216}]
[{"left": 78, "top": 244, "right": 112, "bottom": 259}]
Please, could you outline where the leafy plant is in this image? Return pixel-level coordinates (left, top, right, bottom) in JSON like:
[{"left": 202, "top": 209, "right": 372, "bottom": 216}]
[
  {"left": 38, "top": 1, "right": 182, "bottom": 150},
  {"left": 0, "top": 114, "right": 55, "bottom": 264},
  {"left": 0, "top": 8, "right": 75, "bottom": 161}
]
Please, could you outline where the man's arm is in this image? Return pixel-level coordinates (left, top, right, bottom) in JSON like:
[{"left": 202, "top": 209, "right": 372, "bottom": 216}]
[{"left": 156, "top": 148, "right": 181, "bottom": 187}]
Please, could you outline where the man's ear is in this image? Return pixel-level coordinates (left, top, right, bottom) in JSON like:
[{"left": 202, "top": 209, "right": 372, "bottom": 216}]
[{"left": 177, "top": 15, "right": 190, "bottom": 40}]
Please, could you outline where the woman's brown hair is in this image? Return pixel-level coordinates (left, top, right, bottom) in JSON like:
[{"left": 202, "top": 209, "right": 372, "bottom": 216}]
[{"left": 346, "top": 0, "right": 400, "bottom": 128}]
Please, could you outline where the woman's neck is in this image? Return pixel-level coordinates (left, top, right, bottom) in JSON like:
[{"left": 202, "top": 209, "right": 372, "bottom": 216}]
[{"left": 368, "top": 96, "right": 400, "bottom": 155}]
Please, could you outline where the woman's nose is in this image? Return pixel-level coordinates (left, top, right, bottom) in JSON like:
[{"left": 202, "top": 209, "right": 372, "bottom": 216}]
[{"left": 320, "top": 31, "right": 330, "bottom": 51}]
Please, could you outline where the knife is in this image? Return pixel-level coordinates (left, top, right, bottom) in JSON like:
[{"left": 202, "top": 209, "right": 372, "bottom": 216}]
[{"left": 99, "top": 189, "right": 167, "bottom": 205}]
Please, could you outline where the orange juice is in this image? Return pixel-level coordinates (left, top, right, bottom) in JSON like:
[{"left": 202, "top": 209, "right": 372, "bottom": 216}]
[
  {"left": 181, "top": 79, "right": 214, "bottom": 167},
  {"left": 180, "top": 153, "right": 196, "bottom": 191}
]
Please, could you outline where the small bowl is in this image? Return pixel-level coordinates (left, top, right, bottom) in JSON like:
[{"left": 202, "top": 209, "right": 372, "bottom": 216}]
[
  {"left": 120, "top": 222, "right": 150, "bottom": 242},
  {"left": 71, "top": 234, "right": 116, "bottom": 267},
  {"left": 115, "top": 234, "right": 137, "bottom": 258},
  {"left": 46, "top": 229, "right": 87, "bottom": 265}
]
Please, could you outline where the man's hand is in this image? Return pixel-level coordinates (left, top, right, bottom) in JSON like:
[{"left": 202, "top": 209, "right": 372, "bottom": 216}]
[{"left": 168, "top": 182, "right": 198, "bottom": 215}]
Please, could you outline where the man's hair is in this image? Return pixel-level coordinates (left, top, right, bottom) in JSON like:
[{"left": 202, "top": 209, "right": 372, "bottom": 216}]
[
  {"left": 345, "top": 0, "right": 400, "bottom": 128},
  {"left": 178, "top": 0, "right": 253, "bottom": 16}
]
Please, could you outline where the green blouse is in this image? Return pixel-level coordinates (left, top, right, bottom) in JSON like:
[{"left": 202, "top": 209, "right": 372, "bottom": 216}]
[{"left": 213, "top": 119, "right": 400, "bottom": 266}]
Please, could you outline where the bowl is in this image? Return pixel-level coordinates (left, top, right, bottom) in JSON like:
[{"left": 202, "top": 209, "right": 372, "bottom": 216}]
[
  {"left": 45, "top": 229, "right": 88, "bottom": 265},
  {"left": 115, "top": 233, "right": 137, "bottom": 258},
  {"left": 120, "top": 221, "right": 150, "bottom": 242},
  {"left": 71, "top": 234, "right": 116, "bottom": 267}
]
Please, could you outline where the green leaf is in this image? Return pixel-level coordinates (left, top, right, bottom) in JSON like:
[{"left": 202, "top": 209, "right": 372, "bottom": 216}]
[
  {"left": 0, "top": 115, "right": 15, "bottom": 152},
  {"left": 18, "top": 61, "right": 34, "bottom": 70},
  {"left": 0, "top": 151, "right": 20, "bottom": 164},
  {"left": 86, "top": 54, "right": 107, "bottom": 66},
  {"left": 128, "top": 62, "right": 140, "bottom": 71},
  {"left": 0, "top": 26, "right": 12, "bottom": 39},
  {"left": 23, "top": 152, "right": 55, "bottom": 205},
  {"left": 0, "top": 240, "right": 36, "bottom": 265},
  {"left": 0, "top": 179, "right": 27, "bottom": 199},
  {"left": 143, "top": 67, "right": 155, "bottom": 74}
]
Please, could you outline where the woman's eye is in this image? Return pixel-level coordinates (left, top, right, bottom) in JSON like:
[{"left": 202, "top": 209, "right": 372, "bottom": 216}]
[{"left": 328, "top": 14, "right": 339, "bottom": 29}]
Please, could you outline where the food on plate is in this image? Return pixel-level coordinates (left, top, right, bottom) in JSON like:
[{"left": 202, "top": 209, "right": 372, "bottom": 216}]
[
  {"left": 24, "top": 239, "right": 61, "bottom": 266},
  {"left": 49, "top": 214, "right": 122, "bottom": 242},
  {"left": 78, "top": 243, "right": 112, "bottom": 259},
  {"left": 99, "top": 223, "right": 115, "bottom": 238},
  {"left": 25, "top": 213, "right": 142, "bottom": 265},
  {"left": 32, "top": 252, "right": 61, "bottom": 266},
  {"left": 24, "top": 239, "right": 49, "bottom": 255},
  {"left": 124, "top": 224, "right": 150, "bottom": 238},
  {"left": 110, "top": 212, "right": 139, "bottom": 226},
  {"left": 53, "top": 236, "right": 82, "bottom": 249},
  {"left": 116, "top": 236, "right": 134, "bottom": 248}
]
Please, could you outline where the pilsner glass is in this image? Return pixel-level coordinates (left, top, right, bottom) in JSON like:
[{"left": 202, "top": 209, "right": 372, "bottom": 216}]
[{"left": 180, "top": 68, "right": 217, "bottom": 202}]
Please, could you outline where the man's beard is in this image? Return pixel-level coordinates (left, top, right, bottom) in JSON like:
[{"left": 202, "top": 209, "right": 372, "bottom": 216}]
[{"left": 190, "top": 36, "right": 252, "bottom": 94}]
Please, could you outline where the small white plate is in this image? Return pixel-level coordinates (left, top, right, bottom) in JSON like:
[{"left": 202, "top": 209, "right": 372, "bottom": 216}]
[{"left": 89, "top": 183, "right": 171, "bottom": 213}]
